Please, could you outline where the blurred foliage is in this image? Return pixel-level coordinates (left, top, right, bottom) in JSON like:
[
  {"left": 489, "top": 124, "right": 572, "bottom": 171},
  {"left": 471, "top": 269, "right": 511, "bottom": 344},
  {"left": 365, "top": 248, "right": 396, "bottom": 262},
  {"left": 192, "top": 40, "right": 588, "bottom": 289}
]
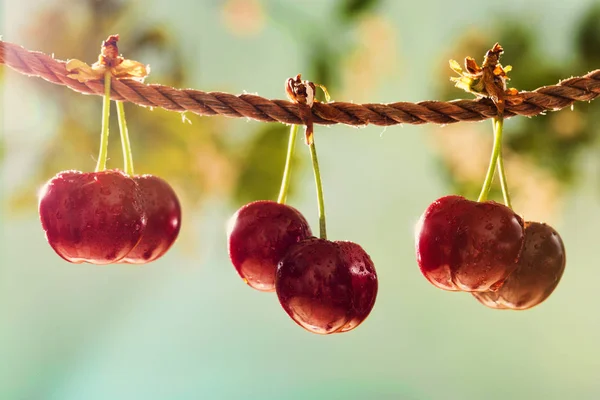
[
  {"left": 235, "top": 0, "right": 386, "bottom": 202},
  {"left": 5, "top": 0, "right": 385, "bottom": 214},
  {"left": 233, "top": 123, "right": 302, "bottom": 205},
  {"left": 5, "top": 0, "right": 598, "bottom": 217},
  {"left": 7, "top": 0, "right": 233, "bottom": 213},
  {"left": 435, "top": 4, "right": 600, "bottom": 202},
  {"left": 230, "top": 0, "right": 385, "bottom": 203},
  {"left": 576, "top": 4, "right": 600, "bottom": 70},
  {"left": 269, "top": 0, "right": 384, "bottom": 92},
  {"left": 337, "top": 0, "right": 381, "bottom": 21}
]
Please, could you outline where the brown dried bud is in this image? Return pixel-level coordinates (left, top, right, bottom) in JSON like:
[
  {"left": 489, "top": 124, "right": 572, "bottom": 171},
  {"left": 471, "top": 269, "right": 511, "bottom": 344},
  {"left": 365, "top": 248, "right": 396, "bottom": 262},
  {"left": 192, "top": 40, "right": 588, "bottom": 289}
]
[{"left": 285, "top": 74, "right": 316, "bottom": 107}]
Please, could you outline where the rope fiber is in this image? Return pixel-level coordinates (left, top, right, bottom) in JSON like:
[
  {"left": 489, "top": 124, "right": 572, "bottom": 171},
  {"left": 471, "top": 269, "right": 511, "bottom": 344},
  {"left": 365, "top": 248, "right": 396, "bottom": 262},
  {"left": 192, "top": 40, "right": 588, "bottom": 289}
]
[{"left": 1, "top": 40, "right": 599, "bottom": 127}]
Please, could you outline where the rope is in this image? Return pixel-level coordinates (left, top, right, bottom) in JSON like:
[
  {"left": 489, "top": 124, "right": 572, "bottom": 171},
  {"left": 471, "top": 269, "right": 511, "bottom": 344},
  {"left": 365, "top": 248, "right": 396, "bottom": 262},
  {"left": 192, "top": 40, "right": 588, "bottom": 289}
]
[{"left": 1, "top": 40, "right": 599, "bottom": 126}]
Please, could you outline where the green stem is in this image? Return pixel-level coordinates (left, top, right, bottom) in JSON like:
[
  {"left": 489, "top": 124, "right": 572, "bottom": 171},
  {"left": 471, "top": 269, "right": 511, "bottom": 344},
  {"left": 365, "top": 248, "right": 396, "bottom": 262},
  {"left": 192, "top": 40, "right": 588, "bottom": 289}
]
[
  {"left": 94, "top": 72, "right": 112, "bottom": 172},
  {"left": 477, "top": 116, "right": 504, "bottom": 202},
  {"left": 116, "top": 101, "right": 135, "bottom": 175},
  {"left": 309, "top": 138, "right": 327, "bottom": 240},
  {"left": 277, "top": 124, "right": 299, "bottom": 204},
  {"left": 496, "top": 137, "right": 512, "bottom": 208}
]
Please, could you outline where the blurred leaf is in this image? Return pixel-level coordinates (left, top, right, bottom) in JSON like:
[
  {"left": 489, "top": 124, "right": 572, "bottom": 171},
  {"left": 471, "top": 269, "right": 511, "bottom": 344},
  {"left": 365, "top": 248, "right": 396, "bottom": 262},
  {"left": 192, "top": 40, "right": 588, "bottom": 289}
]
[
  {"left": 506, "top": 118, "right": 592, "bottom": 184},
  {"left": 268, "top": 0, "right": 379, "bottom": 94},
  {"left": 233, "top": 124, "right": 302, "bottom": 205},
  {"left": 307, "top": 43, "right": 342, "bottom": 93},
  {"left": 337, "top": 0, "right": 381, "bottom": 22},
  {"left": 576, "top": 4, "right": 600, "bottom": 69},
  {"left": 125, "top": 26, "right": 186, "bottom": 86}
]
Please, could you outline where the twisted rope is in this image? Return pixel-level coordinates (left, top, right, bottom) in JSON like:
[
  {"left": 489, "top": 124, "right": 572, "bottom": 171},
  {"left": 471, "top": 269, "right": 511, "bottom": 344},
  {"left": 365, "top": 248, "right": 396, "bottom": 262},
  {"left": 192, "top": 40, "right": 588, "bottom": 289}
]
[{"left": 1, "top": 40, "right": 599, "bottom": 126}]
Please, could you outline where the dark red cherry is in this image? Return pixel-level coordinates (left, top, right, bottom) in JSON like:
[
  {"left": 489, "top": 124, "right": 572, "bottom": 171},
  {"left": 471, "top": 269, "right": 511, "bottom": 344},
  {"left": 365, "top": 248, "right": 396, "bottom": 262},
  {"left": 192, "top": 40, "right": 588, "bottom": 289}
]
[
  {"left": 38, "top": 169, "right": 146, "bottom": 264},
  {"left": 275, "top": 238, "right": 378, "bottom": 335},
  {"left": 120, "top": 175, "right": 181, "bottom": 264},
  {"left": 336, "top": 241, "right": 378, "bottom": 333},
  {"left": 227, "top": 200, "right": 312, "bottom": 292},
  {"left": 415, "top": 195, "right": 525, "bottom": 292},
  {"left": 472, "top": 222, "right": 566, "bottom": 310}
]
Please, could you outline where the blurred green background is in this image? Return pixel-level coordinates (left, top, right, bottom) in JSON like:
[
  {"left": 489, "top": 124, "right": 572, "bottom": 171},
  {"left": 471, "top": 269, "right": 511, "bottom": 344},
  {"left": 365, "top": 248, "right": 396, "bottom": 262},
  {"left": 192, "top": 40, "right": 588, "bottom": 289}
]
[{"left": 1, "top": 0, "right": 600, "bottom": 399}]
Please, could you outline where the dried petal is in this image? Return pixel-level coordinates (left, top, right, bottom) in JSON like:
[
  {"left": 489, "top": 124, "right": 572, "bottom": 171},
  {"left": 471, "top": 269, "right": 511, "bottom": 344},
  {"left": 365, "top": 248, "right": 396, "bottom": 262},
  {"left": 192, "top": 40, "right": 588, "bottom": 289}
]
[
  {"left": 65, "top": 59, "right": 106, "bottom": 82},
  {"left": 492, "top": 65, "right": 505, "bottom": 77},
  {"left": 449, "top": 59, "right": 464, "bottom": 75},
  {"left": 112, "top": 59, "right": 150, "bottom": 81},
  {"left": 465, "top": 57, "right": 481, "bottom": 75}
]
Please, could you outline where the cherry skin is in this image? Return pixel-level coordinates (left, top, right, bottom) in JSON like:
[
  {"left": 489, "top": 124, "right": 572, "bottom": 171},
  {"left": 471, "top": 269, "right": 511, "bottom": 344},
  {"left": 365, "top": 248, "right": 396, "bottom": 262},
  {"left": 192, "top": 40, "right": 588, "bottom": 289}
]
[
  {"left": 120, "top": 175, "right": 182, "bottom": 264},
  {"left": 275, "top": 238, "right": 378, "bottom": 335},
  {"left": 335, "top": 241, "right": 379, "bottom": 333},
  {"left": 38, "top": 169, "right": 146, "bottom": 264},
  {"left": 415, "top": 195, "right": 525, "bottom": 292},
  {"left": 472, "top": 222, "right": 566, "bottom": 310},
  {"left": 227, "top": 200, "right": 312, "bottom": 292}
]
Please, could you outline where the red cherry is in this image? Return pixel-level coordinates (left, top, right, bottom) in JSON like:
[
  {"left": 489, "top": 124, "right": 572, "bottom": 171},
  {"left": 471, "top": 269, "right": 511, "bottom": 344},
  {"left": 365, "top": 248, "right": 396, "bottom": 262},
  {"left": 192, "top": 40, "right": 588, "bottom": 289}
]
[
  {"left": 275, "top": 238, "right": 378, "bottom": 335},
  {"left": 472, "top": 222, "right": 566, "bottom": 310},
  {"left": 415, "top": 195, "right": 525, "bottom": 292},
  {"left": 227, "top": 200, "right": 312, "bottom": 292},
  {"left": 336, "top": 241, "right": 378, "bottom": 333},
  {"left": 120, "top": 175, "right": 181, "bottom": 264},
  {"left": 38, "top": 169, "right": 146, "bottom": 264}
]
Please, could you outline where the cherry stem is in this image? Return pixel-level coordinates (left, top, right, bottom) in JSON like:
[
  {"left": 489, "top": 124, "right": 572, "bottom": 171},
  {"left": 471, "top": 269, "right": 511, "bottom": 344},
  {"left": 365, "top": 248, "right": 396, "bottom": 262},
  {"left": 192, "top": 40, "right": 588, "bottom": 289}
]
[
  {"left": 94, "top": 72, "right": 112, "bottom": 172},
  {"left": 277, "top": 124, "right": 299, "bottom": 204},
  {"left": 308, "top": 136, "right": 327, "bottom": 240},
  {"left": 496, "top": 124, "right": 512, "bottom": 208},
  {"left": 116, "top": 101, "right": 135, "bottom": 175},
  {"left": 477, "top": 116, "right": 504, "bottom": 202}
]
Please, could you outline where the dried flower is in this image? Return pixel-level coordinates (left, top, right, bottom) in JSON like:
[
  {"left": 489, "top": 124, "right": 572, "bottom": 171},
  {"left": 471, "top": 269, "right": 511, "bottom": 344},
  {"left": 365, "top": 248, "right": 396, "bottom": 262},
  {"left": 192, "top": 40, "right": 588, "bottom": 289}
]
[
  {"left": 449, "top": 43, "right": 517, "bottom": 114},
  {"left": 66, "top": 34, "right": 149, "bottom": 82}
]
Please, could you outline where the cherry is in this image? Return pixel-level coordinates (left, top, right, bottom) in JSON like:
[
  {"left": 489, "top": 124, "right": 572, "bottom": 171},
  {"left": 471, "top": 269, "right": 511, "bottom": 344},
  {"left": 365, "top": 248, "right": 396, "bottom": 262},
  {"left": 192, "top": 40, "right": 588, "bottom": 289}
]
[
  {"left": 38, "top": 169, "right": 146, "bottom": 264},
  {"left": 120, "top": 175, "right": 181, "bottom": 264},
  {"left": 472, "top": 222, "right": 566, "bottom": 310},
  {"left": 335, "top": 241, "right": 379, "bottom": 333},
  {"left": 275, "top": 237, "right": 378, "bottom": 335},
  {"left": 227, "top": 200, "right": 312, "bottom": 292},
  {"left": 415, "top": 195, "right": 525, "bottom": 292}
]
